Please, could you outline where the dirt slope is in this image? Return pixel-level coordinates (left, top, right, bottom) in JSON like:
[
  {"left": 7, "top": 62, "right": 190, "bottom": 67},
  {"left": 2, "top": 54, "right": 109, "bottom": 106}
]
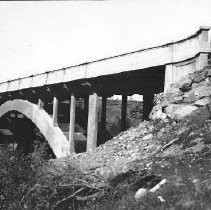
[{"left": 52, "top": 63, "right": 211, "bottom": 209}]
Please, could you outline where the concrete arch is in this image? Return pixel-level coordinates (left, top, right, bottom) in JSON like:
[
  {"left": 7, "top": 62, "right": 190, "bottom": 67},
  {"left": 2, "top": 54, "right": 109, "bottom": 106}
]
[{"left": 0, "top": 99, "right": 70, "bottom": 158}]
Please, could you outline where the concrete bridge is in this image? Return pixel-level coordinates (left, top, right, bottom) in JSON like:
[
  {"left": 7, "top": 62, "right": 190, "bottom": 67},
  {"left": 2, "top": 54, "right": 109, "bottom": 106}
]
[{"left": 0, "top": 27, "right": 210, "bottom": 158}]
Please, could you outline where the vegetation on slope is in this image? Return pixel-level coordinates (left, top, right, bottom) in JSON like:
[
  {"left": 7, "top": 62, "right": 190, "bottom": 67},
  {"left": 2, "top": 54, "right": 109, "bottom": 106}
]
[
  {"left": 1, "top": 104, "right": 211, "bottom": 209},
  {"left": 2, "top": 65, "right": 211, "bottom": 209}
]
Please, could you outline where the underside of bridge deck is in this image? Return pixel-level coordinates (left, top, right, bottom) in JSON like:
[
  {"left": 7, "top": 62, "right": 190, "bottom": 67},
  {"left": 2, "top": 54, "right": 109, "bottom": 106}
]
[{"left": 0, "top": 65, "right": 165, "bottom": 155}]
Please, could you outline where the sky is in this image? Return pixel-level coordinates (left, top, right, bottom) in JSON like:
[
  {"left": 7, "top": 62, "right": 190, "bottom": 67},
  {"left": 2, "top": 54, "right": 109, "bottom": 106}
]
[{"left": 1, "top": 0, "right": 211, "bottom": 82}]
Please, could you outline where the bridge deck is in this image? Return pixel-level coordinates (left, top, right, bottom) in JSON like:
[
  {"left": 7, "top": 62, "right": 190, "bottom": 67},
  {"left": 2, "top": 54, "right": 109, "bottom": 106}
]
[{"left": 0, "top": 26, "right": 210, "bottom": 94}]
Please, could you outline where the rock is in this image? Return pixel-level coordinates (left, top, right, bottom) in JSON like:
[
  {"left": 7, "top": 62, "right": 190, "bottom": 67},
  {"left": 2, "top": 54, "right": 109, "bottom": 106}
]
[
  {"left": 166, "top": 104, "right": 198, "bottom": 120},
  {"left": 165, "top": 86, "right": 180, "bottom": 94},
  {"left": 150, "top": 109, "right": 167, "bottom": 120},
  {"left": 172, "top": 105, "right": 198, "bottom": 120},
  {"left": 204, "top": 77, "right": 211, "bottom": 85},
  {"left": 157, "top": 196, "right": 165, "bottom": 202},
  {"left": 191, "top": 82, "right": 200, "bottom": 89},
  {"left": 194, "top": 85, "right": 211, "bottom": 99},
  {"left": 172, "top": 96, "right": 184, "bottom": 104},
  {"left": 183, "top": 90, "right": 197, "bottom": 103},
  {"left": 178, "top": 77, "right": 192, "bottom": 91},
  {"left": 165, "top": 104, "right": 184, "bottom": 115},
  {"left": 192, "top": 71, "right": 206, "bottom": 83},
  {"left": 161, "top": 94, "right": 183, "bottom": 107},
  {"left": 206, "top": 68, "right": 211, "bottom": 77},
  {"left": 194, "top": 97, "right": 211, "bottom": 107},
  {"left": 142, "top": 134, "right": 153, "bottom": 141},
  {"left": 177, "top": 126, "right": 190, "bottom": 136},
  {"left": 134, "top": 188, "right": 147, "bottom": 200}
]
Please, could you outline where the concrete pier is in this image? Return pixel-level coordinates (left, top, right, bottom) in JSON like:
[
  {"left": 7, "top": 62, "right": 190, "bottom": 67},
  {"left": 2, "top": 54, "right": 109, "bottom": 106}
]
[
  {"left": 87, "top": 92, "right": 99, "bottom": 152},
  {"left": 38, "top": 99, "right": 44, "bottom": 109},
  {"left": 121, "top": 94, "right": 127, "bottom": 131},
  {"left": 69, "top": 94, "right": 76, "bottom": 153},
  {"left": 143, "top": 93, "right": 154, "bottom": 121},
  {"left": 101, "top": 96, "right": 107, "bottom": 130},
  {"left": 53, "top": 97, "right": 58, "bottom": 126}
]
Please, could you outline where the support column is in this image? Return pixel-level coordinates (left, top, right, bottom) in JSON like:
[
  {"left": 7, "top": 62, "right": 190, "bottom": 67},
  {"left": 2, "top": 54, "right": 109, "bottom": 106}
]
[
  {"left": 121, "top": 94, "right": 127, "bottom": 131},
  {"left": 87, "top": 92, "right": 99, "bottom": 152},
  {"left": 69, "top": 94, "right": 76, "bottom": 153},
  {"left": 143, "top": 93, "right": 154, "bottom": 121},
  {"left": 101, "top": 96, "right": 107, "bottom": 130},
  {"left": 84, "top": 95, "right": 89, "bottom": 127},
  {"left": 52, "top": 97, "right": 58, "bottom": 126},
  {"left": 38, "top": 99, "right": 44, "bottom": 109}
]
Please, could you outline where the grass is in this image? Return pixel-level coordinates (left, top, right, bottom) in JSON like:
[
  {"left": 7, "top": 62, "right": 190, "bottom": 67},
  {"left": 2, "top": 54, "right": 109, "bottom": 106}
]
[
  {"left": 1, "top": 103, "right": 211, "bottom": 209},
  {"left": 84, "top": 151, "right": 211, "bottom": 210}
]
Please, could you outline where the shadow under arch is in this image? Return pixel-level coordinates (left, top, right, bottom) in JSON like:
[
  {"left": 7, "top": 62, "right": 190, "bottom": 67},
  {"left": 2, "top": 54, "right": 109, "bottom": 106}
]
[
  {"left": 0, "top": 110, "right": 56, "bottom": 158},
  {"left": 0, "top": 99, "right": 70, "bottom": 158}
]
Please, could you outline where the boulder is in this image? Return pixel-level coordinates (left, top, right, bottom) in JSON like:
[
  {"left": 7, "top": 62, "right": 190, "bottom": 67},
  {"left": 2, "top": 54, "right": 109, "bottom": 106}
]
[
  {"left": 192, "top": 71, "right": 206, "bottom": 83},
  {"left": 159, "top": 90, "right": 184, "bottom": 109},
  {"left": 183, "top": 90, "right": 197, "bottom": 103},
  {"left": 166, "top": 105, "right": 198, "bottom": 121},
  {"left": 193, "top": 86, "right": 211, "bottom": 99},
  {"left": 134, "top": 188, "right": 147, "bottom": 200},
  {"left": 191, "top": 82, "right": 200, "bottom": 89},
  {"left": 165, "top": 104, "right": 186, "bottom": 116},
  {"left": 150, "top": 109, "right": 167, "bottom": 120},
  {"left": 194, "top": 97, "right": 211, "bottom": 107},
  {"left": 206, "top": 68, "right": 211, "bottom": 77},
  {"left": 142, "top": 133, "right": 153, "bottom": 141},
  {"left": 161, "top": 94, "right": 183, "bottom": 107},
  {"left": 178, "top": 77, "right": 192, "bottom": 92}
]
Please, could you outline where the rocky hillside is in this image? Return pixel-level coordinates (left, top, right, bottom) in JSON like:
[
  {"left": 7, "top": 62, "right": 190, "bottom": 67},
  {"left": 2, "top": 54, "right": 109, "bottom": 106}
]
[
  {"left": 50, "top": 63, "right": 211, "bottom": 209},
  {"left": 65, "top": 63, "right": 211, "bottom": 175},
  {"left": 151, "top": 64, "right": 211, "bottom": 121}
]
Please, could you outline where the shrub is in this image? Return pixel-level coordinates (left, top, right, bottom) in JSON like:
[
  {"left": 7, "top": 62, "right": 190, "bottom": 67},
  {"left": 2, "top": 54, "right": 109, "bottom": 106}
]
[{"left": 0, "top": 146, "right": 35, "bottom": 209}]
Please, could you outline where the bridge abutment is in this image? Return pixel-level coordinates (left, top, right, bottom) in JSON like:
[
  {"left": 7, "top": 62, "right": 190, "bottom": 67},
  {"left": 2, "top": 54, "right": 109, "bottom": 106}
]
[{"left": 164, "top": 27, "right": 210, "bottom": 92}]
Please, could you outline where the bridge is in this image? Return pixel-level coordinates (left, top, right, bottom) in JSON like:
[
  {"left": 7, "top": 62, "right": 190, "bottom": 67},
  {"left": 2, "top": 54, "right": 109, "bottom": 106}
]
[{"left": 0, "top": 26, "right": 210, "bottom": 158}]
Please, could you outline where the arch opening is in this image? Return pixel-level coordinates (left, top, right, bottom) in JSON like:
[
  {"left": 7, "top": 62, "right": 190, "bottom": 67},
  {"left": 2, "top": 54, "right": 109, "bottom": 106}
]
[
  {"left": 0, "top": 100, "right": 70, "bottom": 158},
  {"left": 0, "top": 110, "right": 56, "bottom": 158}
]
